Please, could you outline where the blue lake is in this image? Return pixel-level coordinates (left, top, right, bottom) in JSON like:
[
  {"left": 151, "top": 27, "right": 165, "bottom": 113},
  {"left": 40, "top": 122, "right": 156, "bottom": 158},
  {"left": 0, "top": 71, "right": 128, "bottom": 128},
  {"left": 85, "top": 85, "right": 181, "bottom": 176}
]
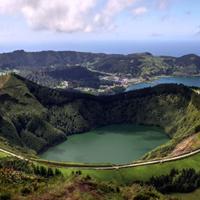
[{"left": 126, "top": 76, "right": 200, "bottom": 91}]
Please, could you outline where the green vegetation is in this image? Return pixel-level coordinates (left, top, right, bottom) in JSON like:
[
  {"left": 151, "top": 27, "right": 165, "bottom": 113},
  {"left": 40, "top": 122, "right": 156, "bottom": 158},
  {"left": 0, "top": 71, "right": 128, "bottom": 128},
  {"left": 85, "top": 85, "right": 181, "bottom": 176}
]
[
  {"left": 0, "top": 74, "right": 67, "bottom": 153},
  {"left": 1, "top": 73, "right": 200, "bottom": 199},
  {"left": 0, "top": 157, "right": 64, "bottom": 199},
  {"left": 1, "top": 54, "right": 200, "bottom": 199},
  {"left": 1, "top": 50, "right": 200, "bottom": 93},
  {"left": 50, "top": 151, "right": 200, "bottom": 185},
  {"left": 147, "top": 168, "right": 200, "bottom": 193},
  {"left": 0, "top": 152, "right": 7, "bottom": 158},
  {"left": 0, "top": 156, "right": 174, "bottom": 200},
  {"left": 1, "top": 73, "right": 200, "bottom": 159},
  {"left": 2, "top": 153, "right": 200, "bottom": 199},
  {"left": 171, "top": 189, "right": 200, "bottom": 200},
  {"left": 1, "top": 51, "right": 200, "bottom": 77}
]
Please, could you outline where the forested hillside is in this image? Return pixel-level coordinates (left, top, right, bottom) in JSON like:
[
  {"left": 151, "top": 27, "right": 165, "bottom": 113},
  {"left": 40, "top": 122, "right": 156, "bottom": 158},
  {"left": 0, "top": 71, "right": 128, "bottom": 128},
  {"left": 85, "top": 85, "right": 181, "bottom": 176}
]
[
  {"left": 0, "top": 50, "right": 200, "bottom": 77},
  {"left": 0, "top": 74, "right": 200, "bottom": 159}
]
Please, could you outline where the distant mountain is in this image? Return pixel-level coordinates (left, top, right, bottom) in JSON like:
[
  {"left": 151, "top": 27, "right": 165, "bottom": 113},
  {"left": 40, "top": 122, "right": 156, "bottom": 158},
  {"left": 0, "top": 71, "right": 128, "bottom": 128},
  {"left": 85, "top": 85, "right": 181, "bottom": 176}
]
[
  {"left": 24, "top": 66, "right": 101, "bottom": 89},
  {"left": 0, "top": 74, "right": 200, "bottom": 159},
  {"left": 0, "top": 50, "right": 200, "bottom": 77},
  {"left": 0, "top": 50, "right": 106, "bottom": 68}
]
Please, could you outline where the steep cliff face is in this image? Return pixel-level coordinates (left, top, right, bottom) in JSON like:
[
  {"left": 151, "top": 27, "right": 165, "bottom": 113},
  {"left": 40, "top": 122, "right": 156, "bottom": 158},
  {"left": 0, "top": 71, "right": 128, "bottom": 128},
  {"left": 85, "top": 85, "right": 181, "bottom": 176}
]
[{"left": 0, "top": 74, "right": 200, "bottom": 157}]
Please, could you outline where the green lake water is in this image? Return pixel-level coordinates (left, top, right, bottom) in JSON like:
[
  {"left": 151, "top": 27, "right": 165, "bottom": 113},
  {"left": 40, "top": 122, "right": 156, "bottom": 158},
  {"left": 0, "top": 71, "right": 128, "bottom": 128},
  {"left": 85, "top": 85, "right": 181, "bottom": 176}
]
[{"left": 40, "top": 124, "right": 169, "bottom": 164}]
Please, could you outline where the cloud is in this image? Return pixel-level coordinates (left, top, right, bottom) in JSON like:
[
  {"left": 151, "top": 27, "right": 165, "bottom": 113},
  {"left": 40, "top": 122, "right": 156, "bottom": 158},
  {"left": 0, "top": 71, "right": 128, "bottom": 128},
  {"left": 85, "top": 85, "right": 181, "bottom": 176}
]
[
  {"left": 132, "top": 7, "right": 147, "bottom": 16},
  {"left": 157, "top": 0, "right": 170, "bottom": 9},
  {"left": 0, "top": 0, "right": 138, "bottom": 33},
  {"left": 0, "top": 0, "right": 97, "bottom": 33},
  {"left": 94, "top": 0, "right": 137, "bottom": 29}
]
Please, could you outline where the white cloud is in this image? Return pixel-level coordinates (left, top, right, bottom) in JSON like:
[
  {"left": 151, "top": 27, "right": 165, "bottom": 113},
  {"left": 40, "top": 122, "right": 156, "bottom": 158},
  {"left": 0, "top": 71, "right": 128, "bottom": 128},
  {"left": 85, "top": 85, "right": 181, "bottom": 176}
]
[
  {"left": 132, "top": 6, "right": 147, "bottom": 16},
  {"left": 0, "top": 0, "right": 139, "bottom": 33},
  {"left": 23, "top": 0, "right": 97, "bottom": 32},
  {"left": 94, "top": 0, "right": 138, "bottom": 30},
  {"left": 157, "top": 0, "right": 170, "bottom": 9}
]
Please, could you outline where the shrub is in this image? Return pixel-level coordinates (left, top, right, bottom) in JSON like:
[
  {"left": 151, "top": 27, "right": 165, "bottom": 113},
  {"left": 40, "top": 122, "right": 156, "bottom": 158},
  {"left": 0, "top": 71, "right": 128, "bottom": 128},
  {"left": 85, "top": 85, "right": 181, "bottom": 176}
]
[
  {"left": 85, "top": 175, "right": 91, "bottom": 180},
  {"left": 21, "top": 187, "right": 32, "bottom": 196},
  {"left": 0, "top": 158, "right": 32, "bottom": 174},
  {"left": 76, "top": 170, "right": 82, "bottom": 176},
  {"left": 0, "top": 193, "right": 11, "bottom": 200},
  {"left": 33, "top": 165, "right": 62, "bottom": 177},
  {"left": 55, "top": 168, "right": 62, "bottom": 176},
  {"left": 39, "top": 166, "right": 47, "bottom": 177},
  {"left": 116, "top": 187, "right": 120, "bottom": 193},
  {"left": 134, "top": 191, "right": 158, "bottom": 200},
  {"left": 148, "top": 168, "right": 200, "bottom": 193},
  {"left": 47, "top": 168, "right": 54, "bottom": 177}
]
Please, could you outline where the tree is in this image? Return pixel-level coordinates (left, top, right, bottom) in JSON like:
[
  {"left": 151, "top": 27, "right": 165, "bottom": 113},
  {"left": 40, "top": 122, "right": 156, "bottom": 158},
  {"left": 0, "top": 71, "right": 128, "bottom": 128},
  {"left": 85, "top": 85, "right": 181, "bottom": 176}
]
[
  {"left": 55, "top": 168, "right": 62, "bottom": 176},
  {"left": 47, "top": 167, "right": 54, "bottom": 177},
  {"left": 40, "top": 166, "right": 47, "bottom": 177}
]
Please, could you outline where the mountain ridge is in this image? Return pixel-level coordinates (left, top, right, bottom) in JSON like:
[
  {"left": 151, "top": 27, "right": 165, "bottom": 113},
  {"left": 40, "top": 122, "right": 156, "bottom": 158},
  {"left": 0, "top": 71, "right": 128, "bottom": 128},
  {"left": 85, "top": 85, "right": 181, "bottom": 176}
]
[
  {"left": 1, "top": 50, "right": 200, "bottom": 94},
  {"left": 0, "top": 50, "right": 200, "bottom": 76}
]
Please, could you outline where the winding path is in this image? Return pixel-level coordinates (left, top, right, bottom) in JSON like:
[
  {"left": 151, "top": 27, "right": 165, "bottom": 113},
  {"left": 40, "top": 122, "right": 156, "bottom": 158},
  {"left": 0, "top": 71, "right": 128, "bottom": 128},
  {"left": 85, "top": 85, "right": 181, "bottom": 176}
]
[{"left": 1, "top": 147, "right": 200, "bottom": 170}]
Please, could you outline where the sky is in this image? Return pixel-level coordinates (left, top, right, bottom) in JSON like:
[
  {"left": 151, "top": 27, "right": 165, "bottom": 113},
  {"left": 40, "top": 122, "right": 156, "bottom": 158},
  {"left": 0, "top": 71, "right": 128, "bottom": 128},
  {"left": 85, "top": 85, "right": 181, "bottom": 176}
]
[{"left": 0, "top": 0, "right": 200, "bottom": 53}]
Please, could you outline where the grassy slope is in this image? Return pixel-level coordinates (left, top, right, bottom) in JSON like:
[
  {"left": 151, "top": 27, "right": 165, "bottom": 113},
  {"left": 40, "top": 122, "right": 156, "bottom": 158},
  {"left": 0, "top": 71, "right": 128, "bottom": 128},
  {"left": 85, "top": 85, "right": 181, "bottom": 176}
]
[
  {"left": 144, "top": 92, "right": 200, "bottom": 159},
  {"left": 171, "top": 189, "right": 200, "bottom": 200},
  {"left": 8, "top": 151, "right": 198, "bottom": 199},
  {"left": 0, "top": 174, "right": 169, "bottom": 200},
  {"left": 1, "top": 151, "right": 197, "bottom": 199},
  {"left": 0, "top": 74, "right": 67, "bottom": 152},
  {"left": 0, "top": 151, "right": 7, "bottom": 158},
  {"left": 0, "top": 157, "right": 170, "bottom": 200},
  {"left": 54, "top": 152, "right": 200, "bottom": 185}
]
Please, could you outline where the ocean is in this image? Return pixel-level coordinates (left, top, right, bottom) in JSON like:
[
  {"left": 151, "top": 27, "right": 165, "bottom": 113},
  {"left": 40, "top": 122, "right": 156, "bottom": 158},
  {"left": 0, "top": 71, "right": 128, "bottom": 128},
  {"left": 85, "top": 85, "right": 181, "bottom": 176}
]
[{"left": 1, "top": 40, "right": 199, "bottom": 57}]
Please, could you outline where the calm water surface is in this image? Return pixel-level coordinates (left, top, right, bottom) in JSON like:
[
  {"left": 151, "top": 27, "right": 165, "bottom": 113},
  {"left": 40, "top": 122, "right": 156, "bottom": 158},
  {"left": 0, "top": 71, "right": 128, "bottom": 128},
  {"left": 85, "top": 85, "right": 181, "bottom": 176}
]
[
  {"left": 40, "top": 124, "right": 169, "bottom": 164},
  {"left": 2, "top": 40, "right": 199, "bottom": 57},
  {"left": 127, "top": 76, "right": 200, "bottom": 91}
]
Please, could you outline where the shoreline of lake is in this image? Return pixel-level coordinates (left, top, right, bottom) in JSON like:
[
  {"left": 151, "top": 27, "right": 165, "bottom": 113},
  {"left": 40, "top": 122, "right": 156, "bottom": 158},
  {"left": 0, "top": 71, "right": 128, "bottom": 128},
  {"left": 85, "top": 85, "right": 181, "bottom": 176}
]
[{"left": 126, "top": 74, "right": 200, "bottom": 92}]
